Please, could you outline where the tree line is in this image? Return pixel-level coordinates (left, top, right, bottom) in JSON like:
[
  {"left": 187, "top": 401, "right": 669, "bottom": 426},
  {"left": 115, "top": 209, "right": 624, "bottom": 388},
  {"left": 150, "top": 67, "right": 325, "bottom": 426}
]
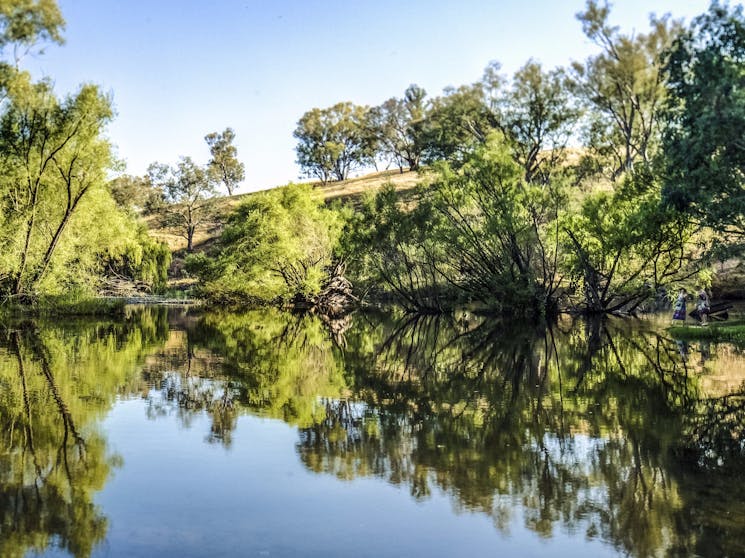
[
  {"left": 1, "top": 0, "right": 742, "bottom": 317},
  {"left": 189, "top": 0, "right": 744, "bottom": 317},
  {"left": 293, "top": 0, "right": 671, "bottom": 185}
]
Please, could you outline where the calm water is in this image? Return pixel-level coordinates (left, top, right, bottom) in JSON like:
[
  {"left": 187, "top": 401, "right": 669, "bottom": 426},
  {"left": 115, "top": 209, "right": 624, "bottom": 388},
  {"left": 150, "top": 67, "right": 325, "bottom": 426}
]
[{"left": 3, "top": 306, "right": 745, "bottom": 558}]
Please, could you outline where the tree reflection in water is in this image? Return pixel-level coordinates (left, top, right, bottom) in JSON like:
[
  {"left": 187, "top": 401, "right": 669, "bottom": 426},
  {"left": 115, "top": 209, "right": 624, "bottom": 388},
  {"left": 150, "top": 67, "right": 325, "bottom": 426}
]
[
  {"left": 0, "top": 309, "right": 169, "bottom": 558},
  {"left": 290, "top": 311, "right": 745, "bottom": 557},
  {"left": 155, "top": 306, "right": 745, "bottom": 555},
  {"left": 1, "top": 306, "right": 743, "bottom": 557}
]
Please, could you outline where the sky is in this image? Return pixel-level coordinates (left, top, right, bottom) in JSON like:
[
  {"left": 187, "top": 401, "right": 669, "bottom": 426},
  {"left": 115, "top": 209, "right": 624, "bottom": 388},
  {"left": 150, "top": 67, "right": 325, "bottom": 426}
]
[{"left": 24, "top": 0, "right": 712, "bottom": 193}]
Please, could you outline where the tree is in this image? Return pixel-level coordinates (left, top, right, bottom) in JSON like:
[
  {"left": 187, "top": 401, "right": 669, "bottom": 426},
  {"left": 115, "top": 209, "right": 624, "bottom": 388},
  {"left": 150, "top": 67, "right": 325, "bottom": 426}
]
[
  {"left": 561, "top": 167, "right": 696, "bottom": 313},
  {"left": 108, "top": 173, "right": 161, "bottom": 214},
  {"left": 427, "top": 132, "right": 566, "bottom": 314},
  {"left": 294, "top": 102, "right": 374, "bottom": 183},
  {"left": 661, "top": 2, "right": 745, "bottom": 240},
  {"left": 149, "top": 157, "right": 217, "bottom": 252},
  {"left": 368, "top": 84, "right": 427, "bottom": 172},
  {"left": 0, "top": 0, "right": 64, "bottom": 67},
  {"left": 0, "top": 80, "right": 125, "bottom": 299},
  {"left": 420, "top": 84, "right": 495, "bottom": 166},
  {"left": 494, "top": 61, "right": 580, "bottom": 184},
  {"left": 188, "top": 183, "right": 344, "bottom": 304},
  {"left": 345, "top": 133, "right": 566, "bottom": 314},
  {"left": 205, "top": 127, "right": 245, "bottom": 196},
  {"left": 571, "top": 0, "right": 682, "bottom": 179}
]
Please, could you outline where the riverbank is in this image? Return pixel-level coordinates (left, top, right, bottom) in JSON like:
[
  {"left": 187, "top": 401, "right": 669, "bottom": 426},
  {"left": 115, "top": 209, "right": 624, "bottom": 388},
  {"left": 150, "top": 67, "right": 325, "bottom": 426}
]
[
  {"left": 669, "top": 320, "right": 745, "bottom": 345},
  {"left": 0, "top": 294, "right": 201, "bottom": 318}
]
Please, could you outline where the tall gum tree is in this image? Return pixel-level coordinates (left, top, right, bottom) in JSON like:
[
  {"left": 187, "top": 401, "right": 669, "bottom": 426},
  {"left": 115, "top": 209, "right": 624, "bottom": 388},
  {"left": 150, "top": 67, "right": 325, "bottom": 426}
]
[
  {"left": 294, "top": 102, "right": 374, "bottom": 184},
  {"left": 205, "top": 127, "right": 245, "bottom": 196},
  {"left": 149, "top": 157, "right": 217, "bottom": 252},
  {"left": 571, "top": 0, "right": 682, "bottom": 179},
  {"left": 492, "top": 60, "right": 581, "bottom": 184},
  {"left": 368, "top": 84, "right": 427, "bottom": 172}
]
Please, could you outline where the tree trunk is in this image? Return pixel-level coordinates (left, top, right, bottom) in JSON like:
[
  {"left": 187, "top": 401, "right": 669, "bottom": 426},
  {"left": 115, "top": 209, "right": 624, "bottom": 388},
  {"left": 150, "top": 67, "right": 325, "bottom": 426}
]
[{"left": 187, "top": 227, "right": 194, "bottom": 252}]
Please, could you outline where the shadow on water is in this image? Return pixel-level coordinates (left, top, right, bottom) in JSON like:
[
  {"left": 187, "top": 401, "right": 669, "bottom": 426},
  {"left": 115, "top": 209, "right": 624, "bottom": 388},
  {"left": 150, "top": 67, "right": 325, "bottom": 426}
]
[{"left": 1, "top": 306, "right": 744, "bottom": 557}]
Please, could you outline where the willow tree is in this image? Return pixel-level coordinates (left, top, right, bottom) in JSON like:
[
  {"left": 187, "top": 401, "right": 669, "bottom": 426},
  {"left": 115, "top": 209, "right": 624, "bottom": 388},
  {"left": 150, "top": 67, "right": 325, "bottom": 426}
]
[
  {"left": 561, "top": 167, "right": 697, "bottom": 314},
  {"left": 345, "top": 133, "right": 566, "bottom": 314},
  {"left": 188, "top": 183, "right": 345, "bottom": 304},
  {"left": 0, "top": 79, "right": 122, "bottom": 300}
]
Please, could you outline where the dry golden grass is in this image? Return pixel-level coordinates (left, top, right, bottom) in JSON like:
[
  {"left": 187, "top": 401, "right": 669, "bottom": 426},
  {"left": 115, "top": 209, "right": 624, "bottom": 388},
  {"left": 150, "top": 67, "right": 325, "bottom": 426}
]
[
  {"left": 146, "top": 168, "right": 427, "bottom": 253},
  {"left": 316, "top": 168, "right": 423, "bottom": 203}
]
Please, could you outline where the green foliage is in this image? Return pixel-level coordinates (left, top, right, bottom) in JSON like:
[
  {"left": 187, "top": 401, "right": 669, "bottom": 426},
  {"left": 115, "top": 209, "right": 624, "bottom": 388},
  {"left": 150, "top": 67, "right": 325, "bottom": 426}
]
[
  {"left": 562, "top": 166, "right": 697, "bottom": 312},
  {"left": 0, "top": 80, "right": 154, "bottom": 300},
  {"left": 494, "top": 60, "right": 581, "bottom": 183},
  {"left": 0, "top": 0, "right": 64, "bottom": 63},
  {"left": 205, "top": 127, "right": 245, "bottom": 196},
  {"left": 294, "top": 102, "right": 374, "bottom": 183},
  {"left": 103, "top": 223, "right": 171, "bottom": 290},
  {"left": 107, "top": 173, "right": 162, "bottom": 214},
  {"left": 661, "top": 2, "right": 745, "bottom": 238},
  {"left": 344, "top": 134, "right": 566, "bottom": 313},
  {"left": 571, "top": 0, "right": 681, "bottom": 179},
  {"left": 193, "top": 183, "right": 344, "bottom": 304},
  {"left": 148, "top": 157, "right": 217, "bottom": 252},
  {"left": 427, "top": 133, "right": 566, "bottom": 312},
  {"left": 367, "top": 84, "right": 427, "bottom": 171},
  {"left": 670, "top": 320, "right": 745, "bottom": 345},
  {"left": 420, "top": 84, "right": 494, "bottom": 166},
  {"left": 342, "top": 182, "right": 451, "bottom": 311}
]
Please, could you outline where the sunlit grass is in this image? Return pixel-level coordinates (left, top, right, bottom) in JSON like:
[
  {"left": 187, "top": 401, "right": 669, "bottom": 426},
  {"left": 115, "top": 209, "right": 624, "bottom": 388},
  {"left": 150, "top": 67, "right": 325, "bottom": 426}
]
[{"left": 669, "top": 319, "right": 745, "bottom": 345}]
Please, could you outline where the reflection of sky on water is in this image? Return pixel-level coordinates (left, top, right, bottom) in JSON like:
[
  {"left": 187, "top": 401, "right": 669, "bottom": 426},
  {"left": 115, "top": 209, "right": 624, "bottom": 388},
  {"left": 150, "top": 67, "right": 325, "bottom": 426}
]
[
  {"left": 94, "top": 400, "right": 618, "bottom": 558},
  {"left": 5, "top": 307, "right": 745, "bottom": 557}
]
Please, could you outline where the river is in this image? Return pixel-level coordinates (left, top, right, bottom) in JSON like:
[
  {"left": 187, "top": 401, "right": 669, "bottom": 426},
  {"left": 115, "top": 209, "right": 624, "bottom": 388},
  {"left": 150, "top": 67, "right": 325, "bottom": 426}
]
[{"left": 2, "top": 306, "right": 744, "bottom": 557}]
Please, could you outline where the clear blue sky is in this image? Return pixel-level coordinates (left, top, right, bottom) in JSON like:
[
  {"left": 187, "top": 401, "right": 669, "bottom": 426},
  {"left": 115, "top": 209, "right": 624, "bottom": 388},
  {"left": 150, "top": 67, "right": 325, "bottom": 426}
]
[{"left": 24, "top": 0, "right": 711, "bottom": 192}]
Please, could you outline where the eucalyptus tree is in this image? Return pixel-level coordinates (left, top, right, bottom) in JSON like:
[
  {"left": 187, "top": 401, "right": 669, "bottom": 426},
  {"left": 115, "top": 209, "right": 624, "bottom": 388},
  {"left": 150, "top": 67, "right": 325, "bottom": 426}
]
[
  {"left": 661, "top": 2, "right": 745, "bottom": 241},
  {"left": 571, "top": 0, "right": 682, "bottom": 179},
  {"left": 368, "top": 84, "right": 427, "bottom": 172},
  {"left": 493, "top": 61, "right": 581, "bottom": 184},
  {"left": 148, "top": 157, "right": 217, "bottom": 252},
  {"left": 420, "top": 84, "right": 495, "bottom": 166},
  {"left": 205, "top": 127, "right": 244, "bottom": 196},
  {"left": 108, "top": 173, "right": 161, "bottom": 213},
  {"left": 294, "top": 102, "right": 375, "bottom": 183}
]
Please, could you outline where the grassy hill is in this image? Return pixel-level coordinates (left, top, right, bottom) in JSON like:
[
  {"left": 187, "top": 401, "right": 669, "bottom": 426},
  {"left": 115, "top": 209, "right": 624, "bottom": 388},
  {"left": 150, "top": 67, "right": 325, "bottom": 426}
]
[
  {"left": 146, "top": 168, "right": 423, "bottom": 254},
  {"left": 145, "top": 168, "right": 426, "bottom": 288}
]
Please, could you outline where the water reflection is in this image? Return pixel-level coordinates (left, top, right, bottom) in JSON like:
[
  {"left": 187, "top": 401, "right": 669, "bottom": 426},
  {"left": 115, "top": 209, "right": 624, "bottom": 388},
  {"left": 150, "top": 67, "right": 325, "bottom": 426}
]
[
  {"left": 296, "top": 312, "right": 745, "bottom": 557},
  {"left": 0, "top": 307, "right": 744, "bottom": 557},
  {"left": 0, "top": 310, "right": 168, "bottom": 558}
]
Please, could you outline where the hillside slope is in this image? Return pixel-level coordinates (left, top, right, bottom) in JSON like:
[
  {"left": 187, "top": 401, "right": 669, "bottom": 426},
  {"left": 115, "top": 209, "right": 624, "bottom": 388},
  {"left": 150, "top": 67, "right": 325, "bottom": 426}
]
[{"left": 146, "top": 168, "right": 423, "bottom": 254}]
